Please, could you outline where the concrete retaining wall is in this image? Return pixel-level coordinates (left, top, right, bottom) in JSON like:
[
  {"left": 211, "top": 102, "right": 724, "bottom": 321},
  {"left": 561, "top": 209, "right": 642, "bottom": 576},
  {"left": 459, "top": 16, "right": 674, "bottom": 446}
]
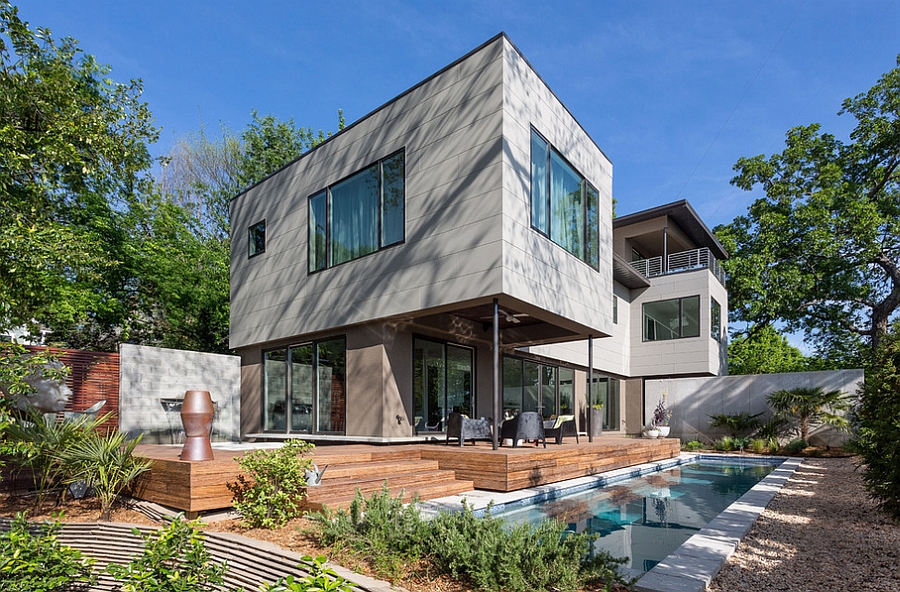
[
  {"left": 118, "top": 344, "right": 240, "bottom": 444},
  {"left": 645, "top": 369, "right": 864, "bottom": 446}
]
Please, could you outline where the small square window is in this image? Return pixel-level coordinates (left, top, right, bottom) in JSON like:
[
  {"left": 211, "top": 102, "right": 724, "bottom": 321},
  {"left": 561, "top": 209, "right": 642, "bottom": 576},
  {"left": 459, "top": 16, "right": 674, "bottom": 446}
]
[{"left": 249, "top": 220, "right": 266, "bottom": 257}]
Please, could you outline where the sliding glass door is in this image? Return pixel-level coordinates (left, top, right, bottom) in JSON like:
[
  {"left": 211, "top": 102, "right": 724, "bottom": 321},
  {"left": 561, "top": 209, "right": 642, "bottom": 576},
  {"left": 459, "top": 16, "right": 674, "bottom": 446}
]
[
  {"left": 263, "top": 337, "right": 346, "bottom": 435},
  {"left": 413, "top": 337, "right": 473, "bottom": 433}
]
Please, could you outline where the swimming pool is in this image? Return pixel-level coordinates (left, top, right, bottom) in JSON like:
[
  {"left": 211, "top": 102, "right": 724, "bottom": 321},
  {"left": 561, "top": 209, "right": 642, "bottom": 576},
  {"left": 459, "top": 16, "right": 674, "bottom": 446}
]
[{"left": 490, "top": 457, "right": 782, "bottom": 574}]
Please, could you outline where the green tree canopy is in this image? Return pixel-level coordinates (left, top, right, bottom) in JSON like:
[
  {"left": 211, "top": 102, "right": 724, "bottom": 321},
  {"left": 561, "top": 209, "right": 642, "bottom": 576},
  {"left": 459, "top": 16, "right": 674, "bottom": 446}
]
[
  {"left": 0, "top": 1, "right": 157, "bottom": 333},
  {"left": 716, "top": 55, "right": 900, "bottom": 354}
]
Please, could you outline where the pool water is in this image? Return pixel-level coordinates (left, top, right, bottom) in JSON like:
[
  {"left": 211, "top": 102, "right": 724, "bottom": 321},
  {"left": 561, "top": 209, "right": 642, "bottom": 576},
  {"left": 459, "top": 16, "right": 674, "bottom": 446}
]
[{"left": 495, "top": 459, "right": 778, "bottom": 572}]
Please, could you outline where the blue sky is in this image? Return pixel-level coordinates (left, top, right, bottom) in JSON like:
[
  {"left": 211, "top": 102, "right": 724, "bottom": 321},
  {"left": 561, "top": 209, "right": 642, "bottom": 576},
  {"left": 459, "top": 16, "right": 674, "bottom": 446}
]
[{"left": 20, "top": 0, "right": 900, "bottom": 227}]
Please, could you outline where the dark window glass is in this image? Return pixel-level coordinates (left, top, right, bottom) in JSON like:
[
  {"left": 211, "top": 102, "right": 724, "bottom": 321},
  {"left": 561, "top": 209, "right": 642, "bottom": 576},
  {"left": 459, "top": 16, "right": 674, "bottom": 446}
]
[
  {"left": 263, "top": 349, "right": 287, "bottom": 431},
  {"left": 309, "top": 192, "right": 327, "bottom": 272},
  {"left": 309, "top": 151, "right": 405, "bottom": 271},
  {"left": 413, "top": 337, "right": 474, "bottom": 433},
  {"left": 711, "top": 298, "right": 722, "bottom": 341},
  {"left": 643, "top": 296, "right": 701, "bottom": 341},
  {"left": 613, "top": 295, "right": 618, "bottom": 324},
  {"left": 530, "top": 132, "right": 549, "bottom": 234},
  {"left": 316, "top": 338, "right": 346, "bottom": 433},
  {"left": 502, "top": 356, "right": 524, "bottom": 418},
  {"left": 331, "top": 165, "right": 379, "bottom": 266},
  {"left": 381, "top": 152, "right": 405, "bottom": 247},
  {"left": 530, "top": 128, "right": 599, "bottom": 269},
  {"left": 249, "top": 220, "right": 266, "bottom": 257}
]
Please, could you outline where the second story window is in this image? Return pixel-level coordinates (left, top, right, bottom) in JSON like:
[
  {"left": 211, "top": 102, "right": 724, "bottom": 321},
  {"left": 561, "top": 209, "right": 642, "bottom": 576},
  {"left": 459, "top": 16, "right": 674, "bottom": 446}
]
[
  {"left": 309, "top": 150, "right": 405, "bottom": 272},
  {"left": 530, "top": 128, "right": 599, "bottom": 269},
  {"left": 711, "top": 298, "right": 722, "bottom": 341},
  {"left": 643, "top": 295, "right": 700, "bottom": 341},
  {"left": 248, "top": 220, "right": 266, "bottom": 257}
]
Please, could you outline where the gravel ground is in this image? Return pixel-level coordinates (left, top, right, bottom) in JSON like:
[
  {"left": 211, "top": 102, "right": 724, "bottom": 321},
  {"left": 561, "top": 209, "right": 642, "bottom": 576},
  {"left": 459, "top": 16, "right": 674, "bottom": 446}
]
[{"left": 708, "top": 456, "right": 900, "bottom": 592}]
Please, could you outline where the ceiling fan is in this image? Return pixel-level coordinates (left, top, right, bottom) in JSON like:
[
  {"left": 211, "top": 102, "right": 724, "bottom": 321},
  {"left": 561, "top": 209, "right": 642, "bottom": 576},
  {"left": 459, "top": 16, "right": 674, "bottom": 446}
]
[{"left": 480, "top": 308, "right": 529, "bottom": 324}]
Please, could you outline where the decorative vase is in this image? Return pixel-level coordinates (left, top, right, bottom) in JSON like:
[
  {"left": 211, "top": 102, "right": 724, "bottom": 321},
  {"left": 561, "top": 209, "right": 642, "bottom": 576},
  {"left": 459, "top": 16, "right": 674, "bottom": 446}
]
[
  {"left": 179, "top": 390, "right": 215, "bottom": 461},
  {"left": 657, "top": 426, "right": 671, "bottom": 438},
  {"left": 644, "top": 428, "right": 660, "bottom": 439}
]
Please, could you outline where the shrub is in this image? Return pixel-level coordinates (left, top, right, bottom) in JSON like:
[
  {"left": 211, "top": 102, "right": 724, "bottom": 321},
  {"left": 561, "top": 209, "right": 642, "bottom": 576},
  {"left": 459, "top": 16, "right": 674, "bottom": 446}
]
[
  {"left": 260, "top": 555, "right": 355, "bottom": 592},
  {"left": 307, "top": 487, "right": 630, "bottom": 592},
  {"left": 749, "top": 438, "right": 768, "bottom": 454},
  {"left": 783, "top": 438, "right": 808, "bottom": 454},
  {"left": 0, "top": 512, "right": 96, "bottom": 591},
  {"left": 4, "top": 407, "right": 108, "bottom": 505},
  {"left": 714, "top": 436, "right": 735, "bottom": 451},
  {"left": 105, "top": 516, "right": 232, "bottom": 592},
  {"left": 228, "top": 439, "right": 315, "bottom": 528},
  {"left": 851, "top": 330, "right": 900, "bottom": 519},
  {"left": 56, "top": 429, "right": 152, "bottom": 521},
  {"left": 682, "top": 440, "right": 704, "bottom": 451},
  {"left": 732, "top": 437, "right": 751, "bottom": 451},
  {"left": 708, "top": 412, "right": 763, "bottom": 438}
]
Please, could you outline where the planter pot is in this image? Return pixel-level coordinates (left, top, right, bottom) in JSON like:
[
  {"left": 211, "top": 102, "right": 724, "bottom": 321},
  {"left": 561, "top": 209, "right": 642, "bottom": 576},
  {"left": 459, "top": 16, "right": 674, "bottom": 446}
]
[
  {"left": 644, "top": 428, "right": 660, "bottom": 439},
  {"left": 590, "top": 408, "right": 604, "bottom": 437},
  {"left": 657, "top": 426, "right": 671, "bottom": 438}
]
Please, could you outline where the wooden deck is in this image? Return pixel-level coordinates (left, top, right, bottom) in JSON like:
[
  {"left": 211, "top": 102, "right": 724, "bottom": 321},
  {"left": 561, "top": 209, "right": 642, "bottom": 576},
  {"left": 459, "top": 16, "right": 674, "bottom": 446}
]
[{"left": 131, "top": 436, "right": 681, "bottom": 516}]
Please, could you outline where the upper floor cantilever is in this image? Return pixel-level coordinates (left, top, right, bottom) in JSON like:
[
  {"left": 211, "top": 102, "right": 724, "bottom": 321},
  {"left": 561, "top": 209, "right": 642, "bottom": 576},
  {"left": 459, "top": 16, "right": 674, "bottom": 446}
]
[{"left": 612, "top": 200, "right": 728, "bottom": 288}]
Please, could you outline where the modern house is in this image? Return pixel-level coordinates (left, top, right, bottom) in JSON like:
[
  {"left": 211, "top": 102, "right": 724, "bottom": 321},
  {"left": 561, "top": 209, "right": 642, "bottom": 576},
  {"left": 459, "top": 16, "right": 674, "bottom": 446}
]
[{"left": 229, "top": 33, "right": 728, "bottom": 443}]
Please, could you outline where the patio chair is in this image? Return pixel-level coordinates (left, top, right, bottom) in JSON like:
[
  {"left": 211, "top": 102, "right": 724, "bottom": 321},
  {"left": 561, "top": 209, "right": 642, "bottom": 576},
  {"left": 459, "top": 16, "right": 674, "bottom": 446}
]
[
  {"left": 543, "top": 414, "right": 579, "bottom": 444},
  {"left": 500, "top": 411, "right": 546, "bottom": 448},
  {"left": 446, "top": 412, "right": 493, "bottom": 446}
]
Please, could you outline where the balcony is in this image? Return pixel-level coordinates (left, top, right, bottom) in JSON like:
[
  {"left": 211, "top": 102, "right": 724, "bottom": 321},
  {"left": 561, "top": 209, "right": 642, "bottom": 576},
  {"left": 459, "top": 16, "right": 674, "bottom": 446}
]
[{"left": 629, "top": 247, "right": 726, "bottom": 285}]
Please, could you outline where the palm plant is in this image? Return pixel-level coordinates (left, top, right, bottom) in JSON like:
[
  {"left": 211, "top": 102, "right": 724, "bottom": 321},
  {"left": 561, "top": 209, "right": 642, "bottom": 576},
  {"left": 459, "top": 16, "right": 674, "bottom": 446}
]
[
  {"left": 57, "top": 430, "right": 152, "bottom": 521},
  {"left": 767, "top": 386, "right": 851, "bottom": 442},
  {"left": 4, "top": 408, "right": 108, "bottom": 507},
  {"left": 707, "top": 411, "right": 763, "bottom": 438}
]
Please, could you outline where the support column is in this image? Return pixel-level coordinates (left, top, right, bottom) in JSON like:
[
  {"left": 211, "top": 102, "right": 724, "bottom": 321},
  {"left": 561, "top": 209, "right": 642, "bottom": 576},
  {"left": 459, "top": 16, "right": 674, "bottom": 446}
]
[
  {"left": 588, "top": 334, "right": 594, "bottom": 443},
  {"left": 492, "top": 298, "right": 500, "bottom": 450}
]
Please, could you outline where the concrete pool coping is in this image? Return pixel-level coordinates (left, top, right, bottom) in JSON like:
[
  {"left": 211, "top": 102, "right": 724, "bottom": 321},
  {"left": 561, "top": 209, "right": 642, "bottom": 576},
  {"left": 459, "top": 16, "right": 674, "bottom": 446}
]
[{"left": 417, "top": 453, "right": 803, "bottom": 592}]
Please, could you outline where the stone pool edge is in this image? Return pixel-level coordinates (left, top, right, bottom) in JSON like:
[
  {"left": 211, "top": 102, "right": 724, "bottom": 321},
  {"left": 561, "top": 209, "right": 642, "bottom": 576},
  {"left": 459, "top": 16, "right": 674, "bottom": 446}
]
[{"left": 633, "top": 456, "right": 803, "bottom": 592}]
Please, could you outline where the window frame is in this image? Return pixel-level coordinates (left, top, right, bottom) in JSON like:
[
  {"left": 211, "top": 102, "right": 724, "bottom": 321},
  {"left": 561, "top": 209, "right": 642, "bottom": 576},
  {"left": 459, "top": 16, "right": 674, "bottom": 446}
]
[
  {"left": 711, "top": 297, "right": 722, "bottom": 342},
  {"left": 529, "top": 127, "right": 600, "bottom": 270},
  {"left": 307, "top": 149, "right": 406, "bottom": 273},
  {"left": 248, "top": 219, "right": 266, "bottom": 258},
  {"left": 642, "top": 295, "right": 701, "bottom": 342}
]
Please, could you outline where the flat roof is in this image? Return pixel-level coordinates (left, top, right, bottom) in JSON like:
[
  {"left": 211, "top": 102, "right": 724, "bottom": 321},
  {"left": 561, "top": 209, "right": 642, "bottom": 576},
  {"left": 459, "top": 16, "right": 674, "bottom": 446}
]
[{"left": 614, "top": 199, "right": 728, "bottom": 260}]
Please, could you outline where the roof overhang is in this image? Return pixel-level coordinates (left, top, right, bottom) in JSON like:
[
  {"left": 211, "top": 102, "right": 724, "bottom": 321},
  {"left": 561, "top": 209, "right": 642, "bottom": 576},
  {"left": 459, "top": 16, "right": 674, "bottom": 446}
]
[{"left": 614, "top": 199, "right": 728, "bottom": 260}]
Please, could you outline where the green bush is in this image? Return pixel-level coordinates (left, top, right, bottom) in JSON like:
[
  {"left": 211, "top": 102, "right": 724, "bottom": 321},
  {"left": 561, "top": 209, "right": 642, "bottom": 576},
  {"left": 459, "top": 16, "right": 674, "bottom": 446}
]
[
  {"left": 57, "top": 429, "right": 152, "bottom": 521},
  {"left": 749, "top": 438, "right": 768, "bottom": 454},
  {"left": 708, "top": 412, "right": 763, "bottom": 438},
  {"left": 0, "top": 512, "right": 96, "bottom": 591},
  {"left": 682, "top": 440, "right": 704, "bottom": 451},
  {"left": 783, "top": 438, "right": 808, "bottom": 454},
  {"left": 308, "top": 487, "right": 630, "bottom": 592},
  {"left": 714, "top": 436, "right": 735, "bottom": 451},
  {"left": 106, "top": 516, "right": 233, "bottom": 592},
  {"left": 228, "top": 439, "right": 315, "bottom": 528},
  {"left": 260, "top": 555, "right": 355, "bottom": 592},
  {"left": 851, "top": 330, "right": 900, "bottom": 519}
]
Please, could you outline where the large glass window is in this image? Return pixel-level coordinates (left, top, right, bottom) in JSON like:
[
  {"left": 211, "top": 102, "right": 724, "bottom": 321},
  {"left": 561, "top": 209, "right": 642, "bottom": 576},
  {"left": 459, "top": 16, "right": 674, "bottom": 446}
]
[
  {"left": 503, "top": 355, "right": 572, "bottom": 420},
  {"left": 308, "top": 151, "right": 405, "bottom": 272},
  {"left": 530, "top": 129, "right": 600, "bottom": 269},
  {"left": 590, "top": 375, "right": 621, "bottom": 430},
  {"left": 643, "top": 296, "right": 701, "bottom": 341},
  {"left": 413, "top": 337, "right": 473, "bottom": 433},
  {"left": 263, "top": 337, "right": 346, "bottom": 434},
  {"left": 711, "top": 298, "right": 722, "bottom": 341}
]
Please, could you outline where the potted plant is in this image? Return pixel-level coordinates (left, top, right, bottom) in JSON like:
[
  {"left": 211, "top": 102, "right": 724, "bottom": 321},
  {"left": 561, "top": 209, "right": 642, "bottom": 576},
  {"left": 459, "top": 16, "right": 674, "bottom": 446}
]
[
  {"left": 643, "top": 423, "right": 660, "bottom": 439},
  {"left": 653, "top": 393, "right": 672, "bottom": 437},
  {"left": 590, "top": 403, "right": 604, "bottom": 437}
]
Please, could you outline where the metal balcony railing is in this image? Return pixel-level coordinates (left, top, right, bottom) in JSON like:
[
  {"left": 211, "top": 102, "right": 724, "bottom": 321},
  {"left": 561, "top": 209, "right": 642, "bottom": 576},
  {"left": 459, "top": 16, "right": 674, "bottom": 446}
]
[{"left": 629, "top": 247, "right": 726, "bottom": 285}]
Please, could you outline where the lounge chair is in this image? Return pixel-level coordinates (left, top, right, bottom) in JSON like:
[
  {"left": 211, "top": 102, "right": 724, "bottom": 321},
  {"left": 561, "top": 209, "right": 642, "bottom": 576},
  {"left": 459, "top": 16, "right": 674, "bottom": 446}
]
[
  {"left": 543, "top": 414, "right": 579, "bottom": 444},
  {"left": 500, "top": 411, "right": 546, "bottom": 448},
  {"left": 445, "top": 412, "right": 492, "bottom": 446}
]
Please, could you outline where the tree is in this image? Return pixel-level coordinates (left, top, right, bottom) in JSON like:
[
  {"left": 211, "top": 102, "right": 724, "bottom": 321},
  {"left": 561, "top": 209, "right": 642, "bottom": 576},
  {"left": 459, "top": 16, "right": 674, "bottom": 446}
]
[
  {"left": 766, "top": 386, "right": 850, "bottom": 443},
  {"left": 0, "top": 2, "right": 158, "bottom": 333},
  {"left": 727, "top": 325, "right": 813, "bottom": 375},
  {"left": 716, "top": 55, "right": 900, "bottom": 354},
  {"left": 851, "top": 326, "right": 900, "bottom": 519}
]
